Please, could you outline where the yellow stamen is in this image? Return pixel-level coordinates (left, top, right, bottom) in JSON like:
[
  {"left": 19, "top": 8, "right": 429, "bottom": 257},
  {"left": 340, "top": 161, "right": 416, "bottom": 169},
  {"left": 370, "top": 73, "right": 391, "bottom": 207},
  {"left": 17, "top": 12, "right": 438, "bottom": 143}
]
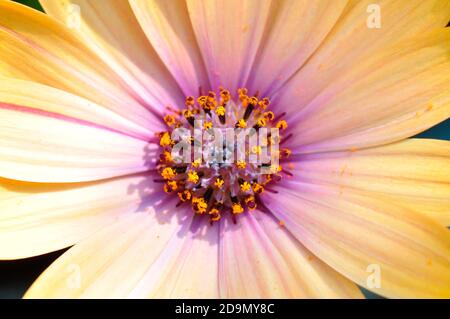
[
  {"left": 204, "top": 100, "right": 216, "bottom": 111},
  {"left": 158, "top": 87, "right": 289, "bottom": 221},
  {"left": 240, "top": 181, "right": 251, "bottom": 192},
  {"left": 220, "top": 88, "right": 231, "bottom": 104},
  {"left": 183, "top": 109, "right": 193, "bottom": 118},
  {"left": 263, "top": 111, "right": 275, "bottom": 121},
  {"left": 187, "top": 171, "right": 200, "bottom": 184},
  {"left": 248, "top": 96, "right": 258, "bottom": 106},
  {"left": 206, "top": 92, "right": 217, "bottom": 108},
  {"left": 251, "top": 145, "right": 262, "bottom": 155},
  {"left": 244, "top": 196, "right": 257, "bottom": 210},
  {"left": 271, "top": 164, "right": 282, "bottom": 173},
  {"left": 270, "top": 135, "right": 280, "bottom": 145},
  {"left": 203, "top": 121, "right": 213, "bottom": 130},
  {"left": 257, "top": 118, "right": 266, "bottom": 127},
  {"left": 164, "top": 114, "right": 176, "bottom": 126},
  {"left": 178, "top": 190, "right": 191, "bottom": 202},
  {"left": 263, "top": 174, "right": 272, "bottom": 185},
  {"left": 232, "top": 203, "right": 244, "bottom": 214},
  {"left": 281, "top": 148, "right": 292, "bottom": 158},
  {"left": 192, "top": 197, "right": 207, "bottom": 214},
  {"left": 214, "top": 178, "right": 224, "bottom": 189},
  {"left": 215, "top": 105, "right": 226, "bottom": 116},
  {"left": 192, "top": 159, "right": 201, "bottom": 168},
  {"left": 276, "top": 120, "right": 288, "bottom": 130},
  {"left": 252, "top": 183, "right": 264, "bottom": 194},
  {"left": 185, "top": 96, "right": 195, "bottom": 107},
  {"left": 161, "top": 167, "right": 175, "bottom": 180},
  {"left": 209, "top": 208, "right": 221, "bottom": 221},
  {"left": 236, "top": 119, "right": 247, "bottom": 128},
  {"left": 197, "top": 95, "right": 207, "bottom": 106},
  {"left": 159, "top": 132, "right": 172, "bottom": 147},
  {"left": 238, "top": 88, "right": 249, "bottom": 107},
  {"left": 161, "top": 150, "right": 173, "bottom": 162},
  {"left": 164, "top": 180, "right": 178, "bottom": 193},
  {"left": 258, "top": 97, "right": 270, "bottom": 109}
]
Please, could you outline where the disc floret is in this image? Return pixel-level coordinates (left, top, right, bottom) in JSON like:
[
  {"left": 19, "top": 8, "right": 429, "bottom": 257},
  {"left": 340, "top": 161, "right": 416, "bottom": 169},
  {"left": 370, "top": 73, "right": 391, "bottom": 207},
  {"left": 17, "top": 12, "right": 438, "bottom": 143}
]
[{"left": 156, "top": 88, "right": 291, "bottom": 222}]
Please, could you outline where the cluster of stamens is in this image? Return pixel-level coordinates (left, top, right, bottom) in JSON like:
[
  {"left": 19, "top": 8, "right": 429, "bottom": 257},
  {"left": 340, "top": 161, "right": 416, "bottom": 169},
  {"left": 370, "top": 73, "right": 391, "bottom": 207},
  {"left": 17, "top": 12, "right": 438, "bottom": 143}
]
[{"left": 156, "top": 88, "right": 292, "bottom": 223}]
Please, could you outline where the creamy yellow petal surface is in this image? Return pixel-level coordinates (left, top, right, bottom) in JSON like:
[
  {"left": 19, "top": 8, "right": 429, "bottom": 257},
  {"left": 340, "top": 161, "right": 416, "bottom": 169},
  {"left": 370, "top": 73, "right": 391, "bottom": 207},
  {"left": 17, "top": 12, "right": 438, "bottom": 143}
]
[
  {"left": 248, "top": 0, "right": 348, "bottom": 95},
  {"left": 282, "top": 28, "right": 450, "bottom": 153},
  {"left": 220, "top": 212, "right": 363, "bottom": 298},
  {"left": 277, "top": 0, "right": 450, "bottom": 108},
  {"left": 24, "top": 208, "right": 220, "bottom": 298},
  {"left": 265, "top": 183, "right": 450, "bottom": 298},
  {"left": 289, "top": 139, "right": 450, "bottom": 226},
  {"left": 0, "top": 174, "right": 150, "bottom": 259},
  {"left": 186, "top": 0, "right": 272, "bottom": 93},
  {"left": 0, "top": 106, "right": 152, "bottom": 182}
]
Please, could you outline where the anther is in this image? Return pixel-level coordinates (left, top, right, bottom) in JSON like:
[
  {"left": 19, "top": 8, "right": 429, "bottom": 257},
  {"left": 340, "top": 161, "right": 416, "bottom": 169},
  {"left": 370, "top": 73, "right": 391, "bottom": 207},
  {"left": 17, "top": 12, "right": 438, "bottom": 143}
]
[
  {"left": 252, "top": 183, "right": 264, "bottom": 194},
  {"left": 240, "top": 181, "right": 251, "bottom": 192},
  {"left": 214, "top": 177, "right": 224, "bottom": 189},
  {"left": 232, "top": 203, "right": 244, "bottom": 214},
  {"left": 204, "top": 121, "right": 213, "bottom": 130},
  {"left": 164, "top": 180, "right": 178, "bottom": 193},
  {"left": 161, "top": 167, "right": 175, "bottom": 180},
  {"left": 185, "top": 96, "right": 195, "bottom": 107},
  {"left": 209, "top": 208, "right": 221, "bottom": 222},
  {"left": 253, "top": 118, "right": 266, "bottom": 130},
  {"left": 215, "top": 105, "right": 226, "bottom": 124},
  {"left": 187, "top": 171, "right": 200, "bottom": 184},
  {"left": 183, "top": 109, "right": 196, "bottom": 127},
  {"left": 164, "top": 114, "right": 176, "bottom": 127}
]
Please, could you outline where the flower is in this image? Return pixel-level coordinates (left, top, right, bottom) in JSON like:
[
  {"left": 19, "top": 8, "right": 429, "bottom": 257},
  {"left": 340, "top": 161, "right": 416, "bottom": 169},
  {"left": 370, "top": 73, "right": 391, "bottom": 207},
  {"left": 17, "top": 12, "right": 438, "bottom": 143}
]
[{"left": 0, "top": 0, "right": 449, "bottom": 298}]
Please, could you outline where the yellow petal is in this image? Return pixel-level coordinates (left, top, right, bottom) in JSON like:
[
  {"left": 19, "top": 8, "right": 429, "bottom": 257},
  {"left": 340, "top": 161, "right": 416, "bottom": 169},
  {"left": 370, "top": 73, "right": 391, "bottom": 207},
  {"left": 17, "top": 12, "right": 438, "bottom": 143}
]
[
  {"left": 284, "top": 29, "right": 450, "bottom": 152},
  {"left": 0, "top": 174, "right": 150, "bottom": 259},
  {"left": 276, "top": 0, "right": 450, "bottom": 107},
  {"left": 248, "top": 0, "right": 348, "bottom": 95},
  {"left": 129, "top": 218, "right": 219, "bottom": 298},
  {"left": 25, "top": 209, "right": 219, "bottom": 298},
  {"left": 290, "top": 138, "right": 450, "bottom": 226},
  {"left": 220, "top": 212, "right": 363, "bottom": 298},
  {"left": 130, "top": 0, "right": 209, "bottom": 97},
  {"left": 264, "top": 184, "right": 450, "bottom": 298},
  {"left": 39, "top": 0, "right": 184, "bottom": 114},
  {"left": 0, "top": 105, "right": 153, "bottom": 182},
  {"left": 0, "top": 1, "right": 163, "bottom": 130},
  {"left": 186, "top": 0, "right": 272, "bottom": 93}
]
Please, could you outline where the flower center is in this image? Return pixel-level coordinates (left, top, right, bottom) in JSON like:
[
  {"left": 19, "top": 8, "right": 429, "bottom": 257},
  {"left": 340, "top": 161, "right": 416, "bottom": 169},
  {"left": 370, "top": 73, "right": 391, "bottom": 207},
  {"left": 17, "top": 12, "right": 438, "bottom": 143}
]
[{"left": 156, "top": 88, "right": 291, "bottom": 223}]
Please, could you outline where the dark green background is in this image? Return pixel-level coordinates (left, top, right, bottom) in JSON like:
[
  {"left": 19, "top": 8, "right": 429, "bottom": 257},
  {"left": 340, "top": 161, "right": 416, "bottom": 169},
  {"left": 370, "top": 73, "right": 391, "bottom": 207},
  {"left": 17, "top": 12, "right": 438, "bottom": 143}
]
[{"left": 1, "top": 0, "right": 449, "bottom": 299}]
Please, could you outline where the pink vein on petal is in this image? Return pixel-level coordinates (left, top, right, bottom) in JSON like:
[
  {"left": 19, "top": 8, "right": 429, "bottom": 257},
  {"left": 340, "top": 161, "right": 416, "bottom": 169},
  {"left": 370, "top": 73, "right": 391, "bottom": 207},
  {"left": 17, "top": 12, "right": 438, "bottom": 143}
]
[{"left": 0, "top": 22, "right": 164, "bottom": 128}]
